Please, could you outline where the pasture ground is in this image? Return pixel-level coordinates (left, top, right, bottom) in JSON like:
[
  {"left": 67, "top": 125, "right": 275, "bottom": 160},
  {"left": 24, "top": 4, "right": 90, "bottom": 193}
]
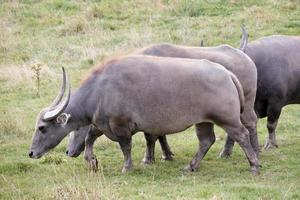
[{"left": 0, "top": 0, "right": 300, "bottom": 199}]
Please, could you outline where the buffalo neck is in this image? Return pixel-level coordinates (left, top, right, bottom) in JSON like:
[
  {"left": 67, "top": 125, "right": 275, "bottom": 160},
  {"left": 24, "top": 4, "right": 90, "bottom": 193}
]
[
  {"left": 64, "top": 90, "right": 94, "bottom": 129},
  {"left": 64, "top": 61, "right": 115, "bottom": 131}
]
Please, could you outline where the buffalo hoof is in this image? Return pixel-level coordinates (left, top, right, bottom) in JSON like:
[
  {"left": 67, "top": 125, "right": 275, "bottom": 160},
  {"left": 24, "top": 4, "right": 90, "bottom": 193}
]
[
  {"left": 121, "top": 165, "right": 133, "bottom": 173},
  {"left": 162, "top": 150, "right": 174, "bottom": 160},
  {"left": 264, "top": 140, "right": 278, "bottom": 150},
  {"left": 219, "top": 149, "right": 232, "bottom": 158},
  {"left": 141, "top": 158, "right": 154, "bottom": 165},
  {"left": 183, "top": 165, "right": 197, "bottom": 173},
  {"left": 89, "top": 158, "right": 98, "bottom": 172},
  {"left": 250, "top": 166, "right": 260, "bottom": 176},
  {"left": 162, "top": 154, "right": 173, "bottom": 161}
]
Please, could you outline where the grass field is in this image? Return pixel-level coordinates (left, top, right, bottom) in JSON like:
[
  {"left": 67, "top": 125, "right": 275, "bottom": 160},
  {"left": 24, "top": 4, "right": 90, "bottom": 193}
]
[{"left": 1, "top": 0, "right": 300, "bottom": 199}]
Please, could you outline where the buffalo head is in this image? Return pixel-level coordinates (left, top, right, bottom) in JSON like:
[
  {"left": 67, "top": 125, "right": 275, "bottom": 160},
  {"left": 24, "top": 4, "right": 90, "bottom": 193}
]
[{"left": 29, "top": 68, "right": 75, "bottom": 158}]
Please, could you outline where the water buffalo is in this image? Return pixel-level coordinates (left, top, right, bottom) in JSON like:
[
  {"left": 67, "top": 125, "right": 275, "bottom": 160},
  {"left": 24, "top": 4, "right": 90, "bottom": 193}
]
[
  {"left": 29, "top": 55, "right": 260, "bottom": 174},
  {"left": 69, "top": 41, "right": 258, "bottom": 165},
  {"left": 221, "top": 34, "right": 300, "bottom": 156}
]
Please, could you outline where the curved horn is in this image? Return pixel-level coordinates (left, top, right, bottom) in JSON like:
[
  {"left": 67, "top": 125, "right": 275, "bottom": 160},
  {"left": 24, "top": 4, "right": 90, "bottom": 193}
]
[
  {"left": 48, "top": 67, "right": 66, "bottom": 108},
  {"left": 43, "top": 68, "right": 71, "bottom": 121},
  {"left": 239, "top": 25, "right": 248, "bottom": 52}
]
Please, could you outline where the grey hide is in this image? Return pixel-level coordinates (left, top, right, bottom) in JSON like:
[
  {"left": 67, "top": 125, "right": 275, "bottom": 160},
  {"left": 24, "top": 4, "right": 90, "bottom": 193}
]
[
  {"left": 29, "top": 55, "right": 260, "bottom": 174},
  {"left": 77, "top": 43, "right": 259, "bottom": 165},
  {"left": 222, "top": 35, "right": 300, "bottom": 154},
  {"left": 68, "top": 42, "right": 258, "bottom": 165}
]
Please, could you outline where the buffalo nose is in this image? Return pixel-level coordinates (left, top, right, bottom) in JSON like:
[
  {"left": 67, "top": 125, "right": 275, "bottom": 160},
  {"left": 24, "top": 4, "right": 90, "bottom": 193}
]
[
  {"left": 29, "top": 151, "right": 33, "bottom": 158},
  {"left": 66, "top": 150, "right": 69, "bottom": 155}
]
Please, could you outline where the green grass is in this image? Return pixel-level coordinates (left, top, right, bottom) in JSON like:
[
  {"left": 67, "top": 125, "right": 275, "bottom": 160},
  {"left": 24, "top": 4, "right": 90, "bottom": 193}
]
[{"left": 0, "top": 0, "right": 300, "bottom": 199}]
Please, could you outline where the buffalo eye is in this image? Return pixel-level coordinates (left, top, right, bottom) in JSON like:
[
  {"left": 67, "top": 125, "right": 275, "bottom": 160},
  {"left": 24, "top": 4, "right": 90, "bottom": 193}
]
[{"left": 38, "top": 125, "right": 46, "bottom": 133}]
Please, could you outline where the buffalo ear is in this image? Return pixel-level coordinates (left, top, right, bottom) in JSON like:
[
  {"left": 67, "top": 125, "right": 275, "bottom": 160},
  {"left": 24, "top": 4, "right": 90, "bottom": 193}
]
[{"left": 56, "top": 113, "right": 71, "bottom": 125}]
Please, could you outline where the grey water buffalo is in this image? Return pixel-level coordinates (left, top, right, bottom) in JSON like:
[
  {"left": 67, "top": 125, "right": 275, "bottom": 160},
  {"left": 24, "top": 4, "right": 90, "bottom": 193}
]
[
  {"left": 29, "top": 55, "right": 260, "bottom": 174},
  {"left": 68, "top": 40, "right": 259, "bottom": 165},
  {"left": 221, "top": 35, "right": 300, "bottom": 156},
  {"left": 137, "top": 42, "right": 259, "bottom": 158}
]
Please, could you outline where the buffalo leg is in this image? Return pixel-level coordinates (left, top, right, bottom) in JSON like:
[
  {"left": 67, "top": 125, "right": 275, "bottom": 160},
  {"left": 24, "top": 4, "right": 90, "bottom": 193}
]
[
  {"left": 158, "top": 135, "right": 174, "bottom": 160},
  {"left": 220, "top": 109, "right": 259, "bottom": 158},
  {"left": 184, "top": 123, "right": 215, "bottom": 172},
  {"left": 142, "top": 133, "right": 158, "bottom": 164},
  {"left": 118, "top": 136, "right": 133, "bottom": 173},
  {"left": 224, "top": 122, "right": 260, "bottom": 175},
  {"left": 245, "top": 110, "right": 260, "bottom": 156},
  {"left": 220, "top": 91, "right": 259, "bottom": 158},
  {"left": 264, "top": 105, "right": 282, "bottom": 149},
  {"left": 143, "top": 134, "right": 174, "bottom": 164},
  {"left": 110, "top": 118, "right": 133, "bottom": 173},
  {"left": 219, "top": 136, "right": 235, "bottom": 158},
  {"left": 84, "top": 126, "right": 102, "bottom": 171}
]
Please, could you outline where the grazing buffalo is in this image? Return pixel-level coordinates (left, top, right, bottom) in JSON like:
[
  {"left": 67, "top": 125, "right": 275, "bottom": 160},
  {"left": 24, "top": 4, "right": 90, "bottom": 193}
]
[
  {"left": 221, "top": 35, "right": 300, "bottom": 155},
  {"left": 70, "top": 41, "right": 259, "bottom": 165},
  {"left": 29, "top": 55, "right": 260, "bottom": 174}
]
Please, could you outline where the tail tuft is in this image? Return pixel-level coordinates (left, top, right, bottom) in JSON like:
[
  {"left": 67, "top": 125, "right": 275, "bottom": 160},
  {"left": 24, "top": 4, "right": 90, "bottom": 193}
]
[
  {"left": 230, "top": 72, "right": 245, "bottom": 113},
  {"left": 239, "top": 25, "right": 248, "bottom": 52}
]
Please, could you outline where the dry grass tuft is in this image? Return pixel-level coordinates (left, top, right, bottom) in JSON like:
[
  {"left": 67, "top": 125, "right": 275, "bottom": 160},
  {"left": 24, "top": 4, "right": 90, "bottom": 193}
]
[
  {"left": 58, "top": 17, "right": 88, "bottom": 36},
  {"left": 0, "top": 64, "right": 34, "bottom": 85},
  {"left": 0, "top": 108, "right": 26, "bottom": 143},
  {"left": 0, "top": 63, "right": 57, "bottom": 86},
  {"left": 52, "top": 172, "right": 121, "bottom": 200}
]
